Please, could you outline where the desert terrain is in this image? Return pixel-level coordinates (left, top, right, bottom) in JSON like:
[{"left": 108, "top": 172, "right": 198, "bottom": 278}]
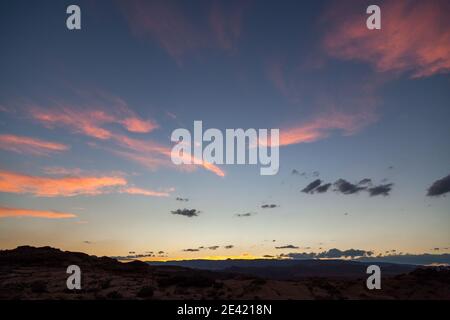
[{"left": 1, "top": 246, "right": 449, "bottom": 300}]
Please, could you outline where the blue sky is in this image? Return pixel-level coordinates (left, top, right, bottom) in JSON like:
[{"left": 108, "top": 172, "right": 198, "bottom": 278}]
[{"left": 0, "top": 0, "right": 449, "bottom": 260}]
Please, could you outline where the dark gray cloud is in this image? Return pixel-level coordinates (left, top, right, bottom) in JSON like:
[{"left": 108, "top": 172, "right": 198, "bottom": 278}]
[
  {"left": 301, "top": 178, "right": 394, "bottom": 197},
  {"left": 236, "top": 212, "right": 255, "bottom": 217},
  {"left": 83, "top": 241, "right": 92, "bottom": 244},
  {"left": 111, "top": 251, "right": 159, "bottom": 260},
  {"left": 292, "top": 169, "right": 306, "bottom": 176},
  {"left": 283, "top": 252, "right": 317, "bottom": 259},
  {"left": 312, "top": 171, "right": 320, "bottom": 177},
  {"left": 170, "top": 208, "right": 200, "bottom": 217},
  {"left": 176, "top": 197, "right": 189, "bottom": 202},
  {"left": 301, "top": 179, "right": 322, "bottom": 193},
  {"left": 315, "top": 183, "right": 331, "bottom": 193},
  {"left": 368, "top": 183, "right": 393, "bottom": 196},
  {"left": 317, "top": 248, "right": 373, "bottom": 258},
  {"left": 263, "top": 254, "right": 275, "bottom": 258},
  {"left": 183, "top": 245, "right": 234, "bottom": 252},
  {"left": 358, "top": 253, "right": 450, "bottom": 265},
  {"left": 261, "top": 204, "right": 279, "bottom": 209},
  {"left": 275, "top": 244, "right": 299, "bottom": 249},
  {"left": 334, "top": 179, "right": 366, "bottom": 194},
  {"left": 284, "top": 248, "right": 373, "bottom": 259},
  {"left": 433, "top": 247, "right": 450, "bottom": 251},
  {"left": 358, "top": 178, "right": 372, "bottom": 185},
  {"left": 427, "top": 174, "right": 450, "bottom": 196},
  {"left": 281, "top": 250, "right": 450, "bottom": 265}
]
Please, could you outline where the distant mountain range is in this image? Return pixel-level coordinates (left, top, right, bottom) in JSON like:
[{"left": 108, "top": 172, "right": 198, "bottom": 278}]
[{"left": 146, "top": 259, "right": 417, "bottom": 279}]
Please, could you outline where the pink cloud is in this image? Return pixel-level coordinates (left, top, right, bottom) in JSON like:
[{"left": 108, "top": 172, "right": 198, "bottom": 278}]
[
  {"left": 0, "top": 206, "right": 76, "bottom": 219},
  {"left": 28, "top": 92, "right": 157, "bottom": 140},
  {"left": 265, "top": 56, "right": 381, "bottom": 146},
  {"left": 121, "top": 0, "right": 249, "bottom": 64},
  {"left": 322, "top": 0, "right": 450, "bottom": 78},
  {"left": 209, "top": 0, "right": 249, "bottom": 52},
  {"left": 0, "top": 169, "right": 175, "bottom": 197},
  {"left": 30, "top": 107, "right": 113, "bottom": 139},
  {"left": 112, "top": 134, "right": 225, "bottom": 177},
  {"left": 23, "top": 87, "right": 223, "bottom": 177},
  {"left": 42, "top": 167, "right": 84, "bottom": 176},
  {"left": 121, "top": 117, "right": 157, "bottom": 133},
  {"left": 0, "top": 169, "right": 127, "bottom": 197},
  {"left": 121, "top": 187, "right": 172, "bottom": 197},
  {"left": 111, "top": 149, "right": 175, "bottom": 172},
  {"left": 277, "top": 108, "right": 377, "bottom": 147},
  {"left": 28, "top": 105, "right": 225, "bottom": 176},
  {"left": 122, "top": 0, "right": 207, "bottom": 65},
  {"left": 266, "top": 60, "right": 290, "bottom": 98},
  {"left": 0, "top": 134, "right": 69, "bottom": 156}
]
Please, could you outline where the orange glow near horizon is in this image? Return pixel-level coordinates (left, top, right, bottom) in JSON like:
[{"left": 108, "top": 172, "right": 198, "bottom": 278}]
[{"left": 124, "top": 253, "right": 267, "bottom": 263}]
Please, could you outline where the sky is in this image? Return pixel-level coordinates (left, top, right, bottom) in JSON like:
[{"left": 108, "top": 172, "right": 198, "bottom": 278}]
[{"left": 0, "top": 0, "right": 449, "bottom": 262}]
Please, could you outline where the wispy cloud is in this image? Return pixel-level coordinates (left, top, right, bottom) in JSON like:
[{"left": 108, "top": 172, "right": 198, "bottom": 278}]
[
  {"left": 122, "top": 0, "right": 206, "bottom": 65},
  {"left": 121, "top": 117, "right": 157, "bottom": 134},
  {"left": 28, "top": 94, "right": 157, "bottom": 140},
  {"left": 121, "top": 0, "right": 249, "bottom": 64},
  {"left": 322, "top": 0, "right": 450, "bottom": 78},
  {"left": 209, "top": 0, "right": 249, "bottom": 53},
  {"left": 121, "top": 186, "right": 172, "bottom": 197},
  {"left": 42, "top": 167, "right": 84, "bottom": 175},
  {"left": 112, "top": 134, "right": 225, "bottom": 177},
  {"left": 0, "top": 169, "right": 172, "bottom": 198},
  {"left": 0, "top": 206, "right": 76, "bottom": 219},
  {"left": 0, "top": 169, "right": 126, "bottom": 197},
  {"left": 265, "top": 57, "right": 380, "bottom": 148},
  {"left": 275, "top": 244, "right": 299, "bottom": 249},
  {"left": 278, "top": 109, "right": 377, "bottom": 147},
  {"left": 0, "top": 134, "right": 69, "bottom": 156},
  {"left": 23, "top": 89, "right": 224, "bottom": 177},
  {"left": 266, "top": 60, "right": 290, "bottom": 98}
]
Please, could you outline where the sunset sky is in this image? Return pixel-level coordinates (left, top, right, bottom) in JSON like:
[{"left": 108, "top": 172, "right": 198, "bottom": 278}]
[{"left": 0, "top": 0, "right": 449, "bottom": 261}]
